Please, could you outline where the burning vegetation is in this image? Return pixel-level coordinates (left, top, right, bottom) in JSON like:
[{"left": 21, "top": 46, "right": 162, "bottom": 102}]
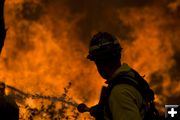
[{"left": 0, "top": 0, "right": 179, "bottom": 119}]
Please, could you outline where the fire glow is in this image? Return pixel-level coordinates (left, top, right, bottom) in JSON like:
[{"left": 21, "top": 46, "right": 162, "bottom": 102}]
[{"left": 1, "top": 0, "right": 180, "bottom": 119}]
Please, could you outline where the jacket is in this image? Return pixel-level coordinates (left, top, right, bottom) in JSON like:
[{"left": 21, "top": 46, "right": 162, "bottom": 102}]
[{"left": 104, "top": 63, "right": 145, "bottom": 120}]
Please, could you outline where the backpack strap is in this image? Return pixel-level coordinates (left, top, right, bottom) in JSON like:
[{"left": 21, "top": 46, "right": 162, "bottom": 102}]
[
  {"left": 89, "top": 69, "right": 159, "bottom": 120},
  {"left": 105, "top": 69, "right": 159, "bottom": 120},
  {"left": 107, "top": 69, "right": 152, "bottom": 101}
]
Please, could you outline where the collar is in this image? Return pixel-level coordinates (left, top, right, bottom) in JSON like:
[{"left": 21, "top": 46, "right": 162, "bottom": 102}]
[{"left": 105, "top": 63, "right": 133, "bottom": 84}]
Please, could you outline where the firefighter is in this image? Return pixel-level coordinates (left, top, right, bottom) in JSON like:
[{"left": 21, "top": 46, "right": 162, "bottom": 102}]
[
  {"left": 77, "top": 32, "right": 159, "bottom": 120},
  {"left": 0, "top": 82, "right": 19, "bottom": 120}
]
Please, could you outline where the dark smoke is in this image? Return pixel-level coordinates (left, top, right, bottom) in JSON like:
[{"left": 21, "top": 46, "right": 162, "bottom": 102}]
[
  {"left": 149, "top": 72, "right": 164, "bottom": 95},
  {"left": 167, "top": 96, "right": 180, "bottom": 104},
  {"left": 7, "top": 1, "right": 43, "bottom": 58},
  {"left": 60, "top": 0, "right": 155, "bottom": 42},
  {"left": 8, "top": 0, "right": 180, "bottom": 107},
  {"left": 20, "top": 1, "right": 43, "bottom": 21},
  {"left": 37, "top": 0, "right": 147, "bottom": 43},
  {"left": 14, "top": 23, "right": 35, "bottom": 52},
  {"left": 13, "top": 0, "right": 180, "bottom": 45},
  {"left": 169, "top": 51, "right": 180, "bottom": 81},
  {"left": 62, "top": 0, "right": 138, "bottom": 42},
  {"left": 159, "top": 3, "right": 180, "bottom": 83},
  {"left": 11, "top": 0, "right": 180, "bottom": 43}
]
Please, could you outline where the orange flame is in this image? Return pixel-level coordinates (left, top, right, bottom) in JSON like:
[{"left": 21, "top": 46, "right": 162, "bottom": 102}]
[{"left": 1, "top": 0, "right": 180, "bottom": 119}]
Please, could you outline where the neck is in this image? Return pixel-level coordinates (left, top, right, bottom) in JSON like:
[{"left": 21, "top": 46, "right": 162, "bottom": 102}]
[{"left": 106, "top": 62, "right": 121, "bottom": 79}]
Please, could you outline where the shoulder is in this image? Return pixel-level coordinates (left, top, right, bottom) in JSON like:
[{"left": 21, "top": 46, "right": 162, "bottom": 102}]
[
  {"left": 109, "top": 84, "right": 143, "bottom": 108},
  {"left": 107, "top": 84, "right": 144, "bottom": 120},
  {"left": 111, "top": 84, "right": 140, "bottom": 97}
]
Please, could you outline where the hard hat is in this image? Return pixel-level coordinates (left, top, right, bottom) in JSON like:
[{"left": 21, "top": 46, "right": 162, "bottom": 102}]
[{"left": 87, "top": 32, "right": 122, "bottom": 61}]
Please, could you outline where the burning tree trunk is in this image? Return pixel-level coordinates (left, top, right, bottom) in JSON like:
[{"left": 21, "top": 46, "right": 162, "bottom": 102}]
[{"left": 0, "top": 0, "right": 6, "bottom": 54}]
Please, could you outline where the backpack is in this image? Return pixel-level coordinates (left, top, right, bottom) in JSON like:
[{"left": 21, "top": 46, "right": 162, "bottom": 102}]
[{"left": 89, "top": 68, "right": 160, "bottom": 120}]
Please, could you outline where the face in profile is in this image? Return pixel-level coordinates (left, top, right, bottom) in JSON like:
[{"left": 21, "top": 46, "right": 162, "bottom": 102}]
[{"left": 94, "top": 60, "right": 110, "bottom": 79}]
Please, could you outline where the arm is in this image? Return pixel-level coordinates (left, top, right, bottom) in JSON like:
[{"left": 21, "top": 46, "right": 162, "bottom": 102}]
[
  {"left": 108, "top": 84, "right": 143, "bottom": 120},
  {"left": 0, "top": 0, "right": 6, "bottom": 54}
]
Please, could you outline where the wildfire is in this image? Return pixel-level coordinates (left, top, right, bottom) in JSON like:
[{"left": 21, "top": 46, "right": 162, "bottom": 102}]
[{"left": 1, "top": 0, "right": 180, "bottom": 119}]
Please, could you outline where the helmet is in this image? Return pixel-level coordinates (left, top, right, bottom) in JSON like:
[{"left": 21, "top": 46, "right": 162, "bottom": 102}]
[{"left": 87, "top": 32, "right": 122, "bottom": 61}]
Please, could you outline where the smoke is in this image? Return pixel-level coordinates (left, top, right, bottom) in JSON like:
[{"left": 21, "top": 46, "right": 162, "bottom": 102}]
[
  {"left": 2, "top": 0, "right": 180, "bottom": 118},
  {"left": 4, "top": 0, "right": 104, "bottom": 104},
  {"left": 17, "top": 1, "right": 43, "bottom": 21}
]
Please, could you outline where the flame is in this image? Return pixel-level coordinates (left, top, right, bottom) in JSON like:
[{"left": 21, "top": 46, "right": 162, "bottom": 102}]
[{"left": 1, "top": 0, "right": 180, "bottom": 119}]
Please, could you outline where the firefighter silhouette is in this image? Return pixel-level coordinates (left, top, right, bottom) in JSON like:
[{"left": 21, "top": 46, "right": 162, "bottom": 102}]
[{"left": 78, "top": 32, "right": 159, "bottom": 120}]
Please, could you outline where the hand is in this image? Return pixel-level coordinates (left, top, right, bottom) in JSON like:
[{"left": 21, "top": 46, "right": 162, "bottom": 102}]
[{"left": 77, "top": 103, "right": 90, "bottom": 113}]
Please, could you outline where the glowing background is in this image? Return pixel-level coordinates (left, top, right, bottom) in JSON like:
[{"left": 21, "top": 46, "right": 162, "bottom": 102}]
[{"left": 1, "top": 0, "right": 180, "bottom": 119}]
